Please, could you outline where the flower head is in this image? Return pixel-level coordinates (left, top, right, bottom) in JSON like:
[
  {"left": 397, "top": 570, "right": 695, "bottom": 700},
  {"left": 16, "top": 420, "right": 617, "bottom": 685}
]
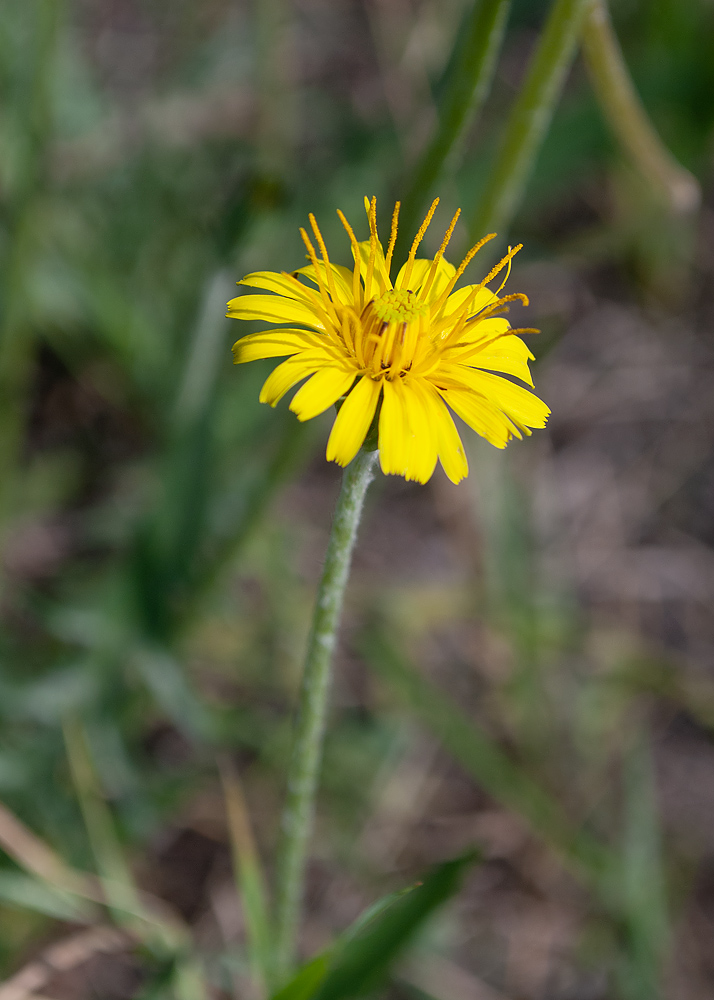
[{"left": 228, "top": 197, "right": 549, "bottom": 484}]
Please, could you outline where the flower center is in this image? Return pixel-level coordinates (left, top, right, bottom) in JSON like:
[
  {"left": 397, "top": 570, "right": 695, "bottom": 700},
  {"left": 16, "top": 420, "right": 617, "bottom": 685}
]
[
  {"left": 373, "top": 288, "right": 428, "bottom": 324},
  {"left": 352, "top": 289, "right": 432, "bottom": 380}
]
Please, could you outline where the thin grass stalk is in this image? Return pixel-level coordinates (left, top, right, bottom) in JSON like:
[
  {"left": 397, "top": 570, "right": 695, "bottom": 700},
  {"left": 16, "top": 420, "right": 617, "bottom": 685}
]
[
  {"left": 219, "top": 757, "right": 274, "bottom": 995},
  {"left": 469, "top": 0, "right": 594, "bottom": 241},
  {"left": 395, "top": 0, "right": 511, "bottom": 257},
  {"left": 62, "top": 718, "right": 148, "bottom": 933},
  {"left": 63, "top": 718, "right": 206, "bottom": 998},
  {"left": 618, "top": 728, "right": 669, "bottom": 1000},
  {"left": 0, "top": 0, "right": 61, "bottom": 524},
  {"left": 582, "top": 0, "right": 699, "bottom": 215},
  {"left": 274, "top": 448, "right": 378, "bottom": 978}
]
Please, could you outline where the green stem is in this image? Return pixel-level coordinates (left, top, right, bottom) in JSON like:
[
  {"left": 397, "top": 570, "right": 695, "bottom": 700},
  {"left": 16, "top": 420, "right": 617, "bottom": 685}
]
[
  {"left": 274, "top": 448, "right": 378, "bottom": 976},
  {"left": 395, "top": 0, "right": 511, "bottom": 256},
  {"left": 582, "top": 0, "right": 699, "bottom": 214},
  {"left": 469, "top": 0, "right": 594, "bottom": 241}
]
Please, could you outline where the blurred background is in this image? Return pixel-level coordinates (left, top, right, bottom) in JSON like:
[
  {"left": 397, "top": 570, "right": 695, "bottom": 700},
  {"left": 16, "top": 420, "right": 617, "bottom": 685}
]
[{"left": 1, "top": 0, "right": 714, "bottom": 997}]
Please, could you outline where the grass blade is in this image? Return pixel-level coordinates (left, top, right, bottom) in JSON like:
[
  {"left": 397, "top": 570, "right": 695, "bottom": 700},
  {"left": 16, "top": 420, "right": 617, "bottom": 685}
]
[
  {"left": 0, "top": 870, "right": 92, "bottom": 922},
  {"left": 469, "top": 0, "right": 593, "bottom": 241},
  {"left": 362, "top": 629, "right": 612, "bottom": 892},
  {"left": 220, "top": 756, "right": 274, "bottom": 996},
  {"left": 269, "top": 855, "right": 478, "bottom": 1000},
  {"left": 616, "top": 729, "right": 668, "bottom": 1000},
  {"left": 270, "top": 955, "right": 330, "bottom": 1000},
  {"left": 63, "top": 717, "right": 143, "bottom": 924},
  {"left": 396, "top": 0, "right": 512, "bottom": 253},
  {"left": 582, "top": 0, "right": 699, "bottom": 214},
  {"left": 62, "top": 716, "right": 204, "bottom": 992},
  {"left": 312, "top": 853, "right": 477, "bottom": 1000}
]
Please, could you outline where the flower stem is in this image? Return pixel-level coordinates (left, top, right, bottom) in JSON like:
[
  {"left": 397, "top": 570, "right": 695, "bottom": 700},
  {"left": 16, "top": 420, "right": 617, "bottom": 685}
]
[
  {"left": 274, "top": 448, "right": 378, "bottom": 977},
  {"left": 469, "top": 0, "right": 594, "bottom": 241},
  {"left": 395, "top": 0, "right": 512, "bottom": 258},
  {"left": 582, "top": 0, "right": 700, "bottom": 215}
]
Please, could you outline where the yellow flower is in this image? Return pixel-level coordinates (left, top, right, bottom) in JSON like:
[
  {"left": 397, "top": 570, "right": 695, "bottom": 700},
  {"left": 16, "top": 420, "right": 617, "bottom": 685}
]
[{"left": 228, "top": 197, "right": 549, "bottom": 484}]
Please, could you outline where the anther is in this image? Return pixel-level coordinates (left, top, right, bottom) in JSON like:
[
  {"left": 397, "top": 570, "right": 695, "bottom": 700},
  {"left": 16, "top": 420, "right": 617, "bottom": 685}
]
[
  {"left": 385, "top": 201, "right": 401, "bottom": 279},
  {"left": 420, "top": 208, "right": 461, "bottom": 301},
  {"left": 400, "top": 198, "right": 439, "bottom": 290}
]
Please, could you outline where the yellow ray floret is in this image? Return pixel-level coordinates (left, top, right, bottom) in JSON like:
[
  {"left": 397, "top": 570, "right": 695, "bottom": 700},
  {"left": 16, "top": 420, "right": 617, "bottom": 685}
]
[{"left": 227, "top": 197, "right": 550, "bottom": 484}]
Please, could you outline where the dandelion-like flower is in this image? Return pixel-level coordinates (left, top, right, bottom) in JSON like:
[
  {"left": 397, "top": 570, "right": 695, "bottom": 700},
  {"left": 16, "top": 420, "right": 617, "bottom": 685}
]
[{"left": 228, "top": 197, "right": 549, "bottom": 484}]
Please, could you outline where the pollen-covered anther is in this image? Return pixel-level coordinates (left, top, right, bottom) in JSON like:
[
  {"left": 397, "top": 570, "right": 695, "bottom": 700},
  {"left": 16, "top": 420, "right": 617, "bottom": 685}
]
[{"left": 373, "top": 288, "right": 428, "bottom": 324}]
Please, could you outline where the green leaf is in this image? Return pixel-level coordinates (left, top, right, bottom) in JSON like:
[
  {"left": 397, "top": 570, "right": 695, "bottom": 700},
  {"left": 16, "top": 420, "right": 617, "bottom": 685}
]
[
  {"left": 312, "top": 853, "right": 477, "bottom": 1000},
  {"left": 336, "top": 885, "right": 416, "bottom": 948},
  {"left": 270, "top": 954, "right": 331, "bottom": 1000},
  {"left": 270, "top": 857, "right": 476, "bottom": 1000}
]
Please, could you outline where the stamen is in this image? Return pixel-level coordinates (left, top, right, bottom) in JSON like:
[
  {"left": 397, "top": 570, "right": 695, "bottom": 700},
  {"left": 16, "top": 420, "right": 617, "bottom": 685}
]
[
  {"left": 388, "top": 322, "right": 407, "bottom": 379},
  {"left": 476, "top": 244, "right": 523, "bottom": 295},
  {"left": 474, "top": 292, "right": 530, "bottom": 322},
  {"left": 399, "top": 197, "right": 439, "bottom": 290},
  {"left": 371, "top": 320, "right": 393, "bottom": 373},
  {"left": 384, "top": 201, "right": 400, "bottom": 281},
  {"left": 347, "top": 309, "right": 366, "bottom": 368},
  {"left": 299, "top": 228, "right": 340, "bottom": 327},
  {"left": 495, "top": 247, "right": 513, "bottom": 297},
  {"left": 364, "top": 196, "right": 379, "bottom": 303},
  {"left": 309, "top": 213, "right": 338, "bottom": 303},
  {"left": 436, "top": 289, "right": 475, "bottom": 351},
  {"left": 402, "top": 313, "right": 422, "bottom": 373},
  {"left": 420, "top": 208, "right": 460, "bottom": 302},
  {"left": 337, "top": 209, "right": 363, "bottom": 308},
  {"left": 433, "top": 232, "right": 497, "bottom": 313},
  {"left": 445, "top": 327, "right": 540, "bottom": 365},
  {"left": 339, "top": 310, "right": 354, "bottom": 354}
]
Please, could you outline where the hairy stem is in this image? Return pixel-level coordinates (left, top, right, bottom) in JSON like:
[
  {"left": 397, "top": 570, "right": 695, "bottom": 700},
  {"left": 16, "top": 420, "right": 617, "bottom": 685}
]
[{"left": 274, "top": 448, "right": 378, "bottom": 976}]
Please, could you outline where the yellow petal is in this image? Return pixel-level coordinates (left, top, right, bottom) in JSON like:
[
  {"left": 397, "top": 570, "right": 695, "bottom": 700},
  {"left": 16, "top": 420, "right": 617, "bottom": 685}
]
[
  {"left": 401, "top": 380, "right": 438, "bottom": 483},
  {"left": 437, "top": 386, "right": 514, "bottom": 448},
  {"left": 396, "top": 258, "right": 456, "bottom": 299},
  {"left": 446, "top": 327, "right": 535, "bottom": 386},
  {"left": 441, "top": 285, "right": 496, "bottom": 320},
  {"left": 258, "top": 352, "right": 327, "bottom": 406},
  {"left": 395, "top": 259, "right": 431, "bottom": 292},
  {"left": 458, "top": 317, "right": 512, "bottom": 345},
  {"left": 297, "top": 263, "right": 354, "bottom": 305},
  {"left": 232, "top": 329, "right": 327, "bottom": 364},
  {"left": 420, "top": 382, "right": 468, "bottom": 483},
  {"left": 379, "top": 378, "right": 411, "bottom": 478},
  {"left": 469, "top": 335, "right": 535, "bottom": 386},
  {"left": 326, "top": 376, "right": 382, "bottom": 467},
  {"left": 289, "top": 367, "right": 356, "bottom": 422},
  {"left": 227, "top": 294, "right": 323, "bottom": 330},
  {"left": 448, "top": 367, "right": 550, "bottom": 430},
  {"left": 238, "top": 271, "right": 312, "bottom": 301}
]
